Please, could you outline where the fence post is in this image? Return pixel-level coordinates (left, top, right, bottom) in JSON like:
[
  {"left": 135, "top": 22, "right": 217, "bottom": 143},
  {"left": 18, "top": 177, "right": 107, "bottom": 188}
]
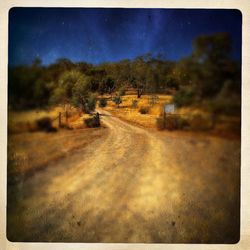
[
  {"left": 65, "top": 111, "right": 68, "bottom": 125},
  {"left": 163, "top": 105, "right": 166, "bottom": 128},
  {"left": 58, "top": 112, "right": 62, "bottom": 128}
]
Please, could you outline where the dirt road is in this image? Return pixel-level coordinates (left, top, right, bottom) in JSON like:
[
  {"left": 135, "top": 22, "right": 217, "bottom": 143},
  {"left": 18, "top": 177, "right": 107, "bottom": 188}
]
[{"left": 7, "top": 110, "right": 240, "bottom": 243}]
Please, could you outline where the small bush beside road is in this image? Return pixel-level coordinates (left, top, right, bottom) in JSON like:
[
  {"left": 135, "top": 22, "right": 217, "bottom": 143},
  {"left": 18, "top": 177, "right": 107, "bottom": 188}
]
[
  {"left": 84, "top": 113, "right": 100, "bottom": 128},
  {"left": 139, "top": 106, "right": 150, "bottom": 114}
]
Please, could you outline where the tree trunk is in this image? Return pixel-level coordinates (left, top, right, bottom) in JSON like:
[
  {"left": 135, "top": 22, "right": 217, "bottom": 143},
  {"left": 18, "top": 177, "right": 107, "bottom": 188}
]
[
  {"left": 137, "top": 88, "right": 143, "bottom": 98},
  {"left": 58, "top": 112, "right": 62, "bottom": 128}
]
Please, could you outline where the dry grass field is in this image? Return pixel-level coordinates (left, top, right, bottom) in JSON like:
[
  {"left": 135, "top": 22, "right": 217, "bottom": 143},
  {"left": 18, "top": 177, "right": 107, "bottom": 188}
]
[
  {"left": 8, "top": 107, "right": 94, "bottom": 134},
  {"left": 8, "top": 107, "right": 104, "bottom": 182},
  {"left": 8, "top": 128, "right": 105, "bottom": 182},
  {"left": 103, "top": 94, "right": 172, "bottom": 128},
  {"left": 102, "top": 94, "right": 240, "bottom": 138}
]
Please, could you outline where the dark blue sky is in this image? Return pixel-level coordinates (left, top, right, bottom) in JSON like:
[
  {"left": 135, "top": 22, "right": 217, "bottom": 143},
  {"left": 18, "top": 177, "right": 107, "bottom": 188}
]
[{"left": 9, "top": 8, "right": 242, "bottom": 66}]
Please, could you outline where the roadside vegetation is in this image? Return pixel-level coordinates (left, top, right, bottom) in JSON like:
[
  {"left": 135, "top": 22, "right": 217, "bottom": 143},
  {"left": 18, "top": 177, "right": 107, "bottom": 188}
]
[
  {"left": 8, "top": 32, "right": 241, "bottom": 181},
  {"left": 8, "top": 32, "right": 241, "bottom": 136}
]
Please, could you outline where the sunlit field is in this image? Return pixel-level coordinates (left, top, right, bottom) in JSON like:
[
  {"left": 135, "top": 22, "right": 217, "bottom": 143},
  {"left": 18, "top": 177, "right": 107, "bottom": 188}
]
[{"left": 103, "top": 94, "right": 172, "bottom": 128}]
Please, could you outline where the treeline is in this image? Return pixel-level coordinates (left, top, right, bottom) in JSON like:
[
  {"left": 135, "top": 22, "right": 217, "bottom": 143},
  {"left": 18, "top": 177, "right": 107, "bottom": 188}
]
[{"left": 8, "top": 32, "right": 241, "bottom": 115}]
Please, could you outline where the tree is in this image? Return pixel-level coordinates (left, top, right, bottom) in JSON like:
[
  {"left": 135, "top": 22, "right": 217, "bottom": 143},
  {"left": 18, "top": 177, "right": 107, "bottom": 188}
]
[
  {"left": 132, "top": 56, "right": 148, "bottom": 98},
  {"left": 8, "top": 58, "right": 48, "bottom": 109},
  {"left": 192, "top": 33, "right": 234, "bottom": 98},
  {"left": 99, "top": 76, "right": 115, "bottom": 95},
  {"left": 86, "top": 93, "right": 97, "bottom": 113},
  {"left": 173, "top": 32, "right": 241, "bottom": 104},
  {"left": 71, "top": 73, "right": 92, "bottom": 112},
  {"left": 49, "top": 70, "right": 91, "bottom": 113}
]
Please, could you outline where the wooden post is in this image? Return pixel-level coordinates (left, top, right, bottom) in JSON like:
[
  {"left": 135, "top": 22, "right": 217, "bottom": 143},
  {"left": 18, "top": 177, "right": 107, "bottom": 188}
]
[
  {"left": 65, "top": 111, "right": 68, "bottom": 125},
  {"left": 58, "top": 112, "right": 62, "bottom": 128},
  {"left": 163, "top": 105, "right": 166, "bottom": 129}
]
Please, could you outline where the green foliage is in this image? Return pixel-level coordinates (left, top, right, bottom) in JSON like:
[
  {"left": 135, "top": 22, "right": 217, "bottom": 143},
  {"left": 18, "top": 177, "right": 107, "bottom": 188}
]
[
  {"left": 8, "top": 61, "right": 49, "bottom": 109},
  {"left": 165, "top": 76, "right": 179, "bottom": 90},
  {"left": 49, "top": 87, "right": 67, "bottom": 105},
  {"left": 86, "top": 93, "right": 97, "bottom": 112},
  {"left": 71, "top": 73, "right": 91, "bottom": 110},
  {"left": 84, "top": 113, "right": 100, "bottom": 128},
  {"left": 99, "top": 98, "right": 107, "bottom": 107},
  {"left": 112, "top": 96, "right": 122, "bottom": 107},
  {"left": 8, "top": 32, "right": 241, "bottom": 118},
  {"left": 173, "top": 32, "right": 240, "bottom": 101},
  {"left": 139, "top": 106, "right": 150, "bottom": 114},
  {"left": 193, "top": 33, "right": 231, "bottom": 63},
  {"left": 35, "top": 117, "right": 57, "bottom": 132},
  {"left": 98, "top": 75, "right": 115, "bottom": 94},
  {"left": 173, "top": 86, "right": 195, "bottom": 107}
]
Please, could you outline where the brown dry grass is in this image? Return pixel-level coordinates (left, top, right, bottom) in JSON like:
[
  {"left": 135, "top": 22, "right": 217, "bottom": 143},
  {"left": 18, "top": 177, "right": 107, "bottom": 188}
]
[
  {"left": 8, "top": 106, "right": 94, "bottom": 133},
  {"left": 8, "top": 127, "right": 105, "bottom": 181},
  {"left": 8, "top": 106, "right": 104, "bottom": 181},
  {"left": 102, "top": 94, "right": 240, "bottom": 138},
  {"left": 103, "top": 94, "right": 172, "bottom": 128}
]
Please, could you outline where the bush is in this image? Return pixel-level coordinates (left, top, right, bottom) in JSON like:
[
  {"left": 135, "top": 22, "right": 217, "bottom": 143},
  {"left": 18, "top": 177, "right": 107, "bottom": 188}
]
[
  {"left": 189, "top": 114, "right": 213, "bottom": 131},
  {"left": 118, "top": 87, "right": 126, "bottom": 96},
  {"left": 165, "top": 115, "right": 178, "bottom": 130},
  {"left": 156, "top": 117, "right": 165, "bottom": 130},
  {"left": 112, "top": 96, "right": 122, "bottom": 107},
  {"left": 84, "top": 113, "right": 100, "bottom": 128},
  {"left": 131, "top": 99, "right": 138, "bottom": 108},
  {"left": 173, "top": 86, "right": 195, "bottom": 107},
  {"left": 99, "top": 98, "right": 107, "bottom": 107},
  {"left": 36, "top": 117, "right": 57, "bottom": 132},
  {"left": 86, "top": 94, "right": 97, "bottom": 113},
  {"left": 207, "top": 97, "right": 241, "bottom": 116},
  {"left": 156, "top": 114, "right": 189, "bottom": 130},
  {"left": 139, "top": 106, "right": 150, "bottom": 114}
]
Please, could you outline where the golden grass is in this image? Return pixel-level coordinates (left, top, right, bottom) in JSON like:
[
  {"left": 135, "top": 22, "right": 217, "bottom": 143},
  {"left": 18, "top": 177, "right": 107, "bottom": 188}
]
[
  {"left": 8, "top": 127, "right": 105, "bottom": 179},
  {"left": 8, "top": 106, "right": 93, "bottom": 133},
  {"left": 103, "top": 94, "right": 173, "bottom": 128},
  {"left": 102, "top": 94, "right": 240, "bottom": 138}
]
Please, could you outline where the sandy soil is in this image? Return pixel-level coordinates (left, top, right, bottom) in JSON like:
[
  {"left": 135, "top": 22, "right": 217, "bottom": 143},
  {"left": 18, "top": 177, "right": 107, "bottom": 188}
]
[{"left": 7, "top": 109, "right": 240, "bottom": 243}]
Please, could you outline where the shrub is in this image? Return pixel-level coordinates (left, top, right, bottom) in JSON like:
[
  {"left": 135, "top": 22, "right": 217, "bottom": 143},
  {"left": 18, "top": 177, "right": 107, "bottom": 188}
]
[
  {"left": 99, "top": 98, "right": 107, "bottom": 107},
  {"left": 207, "top": 97, "right": 241, "bottom": 116},
  {"left": 189, "top": 114, "right": 213, "bottom": 131},
  {"left": 215, "top": 119, "right": 241, "bottom": 135},
  {"left": 131, "top": 99, "right": 138, "bottom": 108},
  {"left": 118, "top": 87, "right": 126, "bottom": 96},
  {"left": 84, "top": 113, "right": 100, "bottom": 128},
  {"left": 156, "top": 114, "right": 189, "bottom": 130},
  {"left": 156, "top": 117, "right": 165, "bottom": 130},
  {"left": 165, "top": 115, "right": 178, "bottom": 130},
  {"left": 173, "top": 86, "right": 195, "bottom": 107},
  {"left": 112, "top": 96, "right": 122, "bottom": 107},
  {"left": 36, "top": 117, "right": 57, "bottom": 132},
  {"left": 86, "top": 94, "right": 97, "bottom": 113},
  {"left": 139, "top": 106, "right": 150, "bottom": 114}
]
